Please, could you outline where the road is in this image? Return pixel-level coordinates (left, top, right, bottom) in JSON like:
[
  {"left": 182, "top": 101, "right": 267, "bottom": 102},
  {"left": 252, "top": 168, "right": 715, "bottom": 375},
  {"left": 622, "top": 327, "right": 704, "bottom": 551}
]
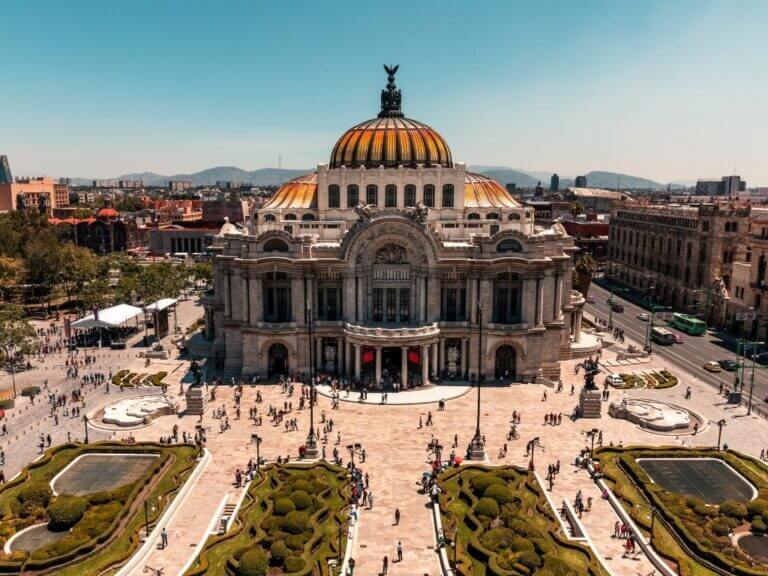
[{"left": 584, "top": 283, "right": 768, "bottom": 409}]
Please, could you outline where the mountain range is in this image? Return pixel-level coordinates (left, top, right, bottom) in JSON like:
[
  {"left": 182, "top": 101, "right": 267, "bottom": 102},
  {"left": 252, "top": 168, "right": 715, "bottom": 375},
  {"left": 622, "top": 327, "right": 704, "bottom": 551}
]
[{"left": 71, "top": 165, "right": 687, "bottom": 190}]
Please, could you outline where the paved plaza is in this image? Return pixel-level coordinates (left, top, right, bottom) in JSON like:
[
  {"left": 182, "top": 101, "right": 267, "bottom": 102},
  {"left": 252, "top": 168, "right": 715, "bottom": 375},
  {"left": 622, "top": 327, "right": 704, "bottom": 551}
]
[{"left": 2, "top": 299, "right": 768, "bottom": 576}]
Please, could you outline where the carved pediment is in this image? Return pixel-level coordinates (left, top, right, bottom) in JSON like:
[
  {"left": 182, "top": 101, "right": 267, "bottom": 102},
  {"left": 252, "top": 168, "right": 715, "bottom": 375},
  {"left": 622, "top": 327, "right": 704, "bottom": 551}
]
[{"left": 374, "top": 244, "right": 409, "bottom": 265}]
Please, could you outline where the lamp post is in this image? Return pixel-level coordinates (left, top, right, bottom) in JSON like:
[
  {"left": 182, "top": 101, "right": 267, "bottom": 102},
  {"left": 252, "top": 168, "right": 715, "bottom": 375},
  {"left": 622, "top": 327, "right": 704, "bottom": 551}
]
[
  {"left": 143, "top": 498, "right": 155, "bottom": 538},
  {"left": 649, "top": 506, "right": 657, "bottom": 544},
  {"left": 83, "top": 414, "right": 89, "bottom": 444},
  {"left": 304, "top": 305, "right": 318, "bottom": 458},
  {"left": 608, "top": 286, "right": 615, "bottom": 330},
  {"left": 586, "top": 428, "right": 599, "bottom": 458},
  {"left": 716, "top": 418, "right": 726, "bottom": 450},
  {"left": 469, "top": 298, "right": 486, "bottom": 460},
  {"left": 527, "top": 436, "right": 544, "bottom": 472},
  {"left": 254, "top": 434, "right": 262, "bottom": 470}
]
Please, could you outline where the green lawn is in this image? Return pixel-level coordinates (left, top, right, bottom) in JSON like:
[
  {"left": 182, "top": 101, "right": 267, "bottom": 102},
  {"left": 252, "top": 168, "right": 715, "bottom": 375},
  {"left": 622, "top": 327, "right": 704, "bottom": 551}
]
[
  {"left": 0, "top": 441, "right": 200, "bottom": 575},
  {"left": 185, "top": 462, "right": 351, "bottom": 576},
  {"left": 595, "top": 446, "right": 768, "bottom": 576},
  {"left": 437, "top": 464, "right": 606, "bottom": 576}
]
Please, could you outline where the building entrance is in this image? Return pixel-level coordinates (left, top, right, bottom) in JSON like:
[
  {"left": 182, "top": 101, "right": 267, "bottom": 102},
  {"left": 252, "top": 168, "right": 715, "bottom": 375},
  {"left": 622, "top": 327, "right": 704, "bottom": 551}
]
[
  {"left": 494, "top": 345, "right": 516, "bottom": 381},
  {"left": 359, "top": 345, "right": 423, "bottom": 387},
  {"left": 268, "top": 343, "right": 289, "bottom": 377}
]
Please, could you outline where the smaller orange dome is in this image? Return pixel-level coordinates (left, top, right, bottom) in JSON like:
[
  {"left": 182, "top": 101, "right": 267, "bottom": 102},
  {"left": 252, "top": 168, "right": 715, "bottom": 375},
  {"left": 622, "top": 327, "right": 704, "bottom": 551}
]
[{"left": 97, "top": 207, "right": 118, "bottom": 218}]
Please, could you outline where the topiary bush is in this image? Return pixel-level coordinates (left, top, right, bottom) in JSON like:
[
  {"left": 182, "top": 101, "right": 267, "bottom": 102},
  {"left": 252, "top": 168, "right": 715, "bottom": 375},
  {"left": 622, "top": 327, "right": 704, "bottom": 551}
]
[
  {"left": 20, "top": 482, "right": 53, "bottom": 508},
  {"left": 719, "top": 500, "right": 747, "bottom": 519},
  {"left": 475, "top": 497, "right": 500, "bottom": 518},
  {"left": 48, "top": 495, "right": 87, "bottom": 531},
  {"left": 285, "top": 533, "right": 308, "bottom": 551},
  {"left": 480, "top": 526, "right": 516, "bottom": 551},
  {"left": 269, "top": 540, "right": 288, "bottom": 565},
  {"left": 289, "top": 490, "right": 312, "bottom": 511},
  {"left": 747, "top": 498, "right": 768, "bottom": 517},
  {"left": 291, "top": 479, "right": 312, "bottom": 493},
  {"left": 483, "top": 483, "right": 515, "bottom": 505},
  {"left": 752, "top": 517, "right": 767, "bottom": 536},
  {"left": 710, "top": 519, "right": 732, "bottom": 537},
  {"left": 284, "top": 556, "right": 305, "bottom": 573},
  {"left": 518, "top": 549, "right": 543, "bottom": 570},
  {"left": 273, "top": 498, "right": 295, "bottom": 516},
  {"left": 236, "top": 547, "right": 269, "bottom": 576},
  {"left": 282, "top": 511, "right": 310, "bottom": 535},
  {"left": 470, "top": 473, "right": 503, "bottom": 495}
]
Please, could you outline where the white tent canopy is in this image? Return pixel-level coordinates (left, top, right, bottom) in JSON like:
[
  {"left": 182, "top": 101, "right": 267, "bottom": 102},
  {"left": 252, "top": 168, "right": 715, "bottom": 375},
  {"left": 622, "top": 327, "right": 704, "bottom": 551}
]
[
  {"left": 71, "top": 304, "right": 144, "bottom": 330},
  {"left": 144, "top": 298, "right": 178, "bottom": 312}
]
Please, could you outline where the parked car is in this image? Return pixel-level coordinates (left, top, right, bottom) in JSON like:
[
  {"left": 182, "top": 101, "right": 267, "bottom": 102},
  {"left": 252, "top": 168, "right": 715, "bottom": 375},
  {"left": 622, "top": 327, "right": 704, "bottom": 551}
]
[
  {"left": 611, "top": 304, "right": 624, "bottom": 313},
  {"left": 703, "top": 361, "right": 722, "bottom": 373},
  {"left": 672, "top": 333, "right": 684, "bottom": 344},
  {"left": 586, "top": 295, "right": 595, "bottom": 303},
  {"left": 605, "top": 373, "right": 624, "bottom": 387},
  {"left": 637, "top": 312, "right": 650, "bottom": 322},
  {"left": 718, "top": 359, "right": 739, "bottom": 371}
]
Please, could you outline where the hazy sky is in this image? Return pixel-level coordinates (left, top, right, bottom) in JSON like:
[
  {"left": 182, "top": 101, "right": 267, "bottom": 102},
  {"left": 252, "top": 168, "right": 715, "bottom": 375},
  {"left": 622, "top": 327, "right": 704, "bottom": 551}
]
[{"left": 3, "top": 0, "right": 767, "bottom": 184}]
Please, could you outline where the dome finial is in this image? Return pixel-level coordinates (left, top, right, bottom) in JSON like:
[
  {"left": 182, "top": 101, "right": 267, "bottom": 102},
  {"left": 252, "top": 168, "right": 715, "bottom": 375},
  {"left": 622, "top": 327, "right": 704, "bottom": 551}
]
[{"left": 379, "top": 64, "right": 403, "bottom": 118}]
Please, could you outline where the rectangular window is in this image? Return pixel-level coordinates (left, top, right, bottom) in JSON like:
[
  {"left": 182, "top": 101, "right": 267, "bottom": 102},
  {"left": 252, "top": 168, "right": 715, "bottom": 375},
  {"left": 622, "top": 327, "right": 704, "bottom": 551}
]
[
  {"left": 404, "top": 185, "right": 416, "bottom": 207},
  {"left": 386, "top": 288, "right": 397, "bottom": 322},
  {"left": 495, "top": 288, "right": 508, "bottom": 323},
  {"left": 423, "top": 185, "right": 435, "bottom": 207},
  {"left": 442, "top": 185, "right": 454, "bottom": 208},
  {"left": 328, "top": 185, "right": 340, "bottom": 208},
  {"left": 459, "top": 288, "right": 466, "bottom": 320},
  {"left": 385, "top": 185, "right": 397, "bottom": 208},
  {"left": 399, "top": 288, "right": 410, "bottom": 322},
  {"left": 366, "top": 185, "right": 378, "bottom": 206},
  {"left": 348, "top": 186, "right": 359, "bottom": 207},
  {"left": 373, "top": 288, "right": 383, "bottom": 322},
  {"left": 317, "top": 288, "right": 325, "bottom": 319},
  {"left": 446, "top": 288, "right": 457, "bottom": 321},
  {"left": 326, "top": 288, "right": 338, "bottom": 321},
  {"left": 276, "top": 287, "right": 289, "bottom": 322}
]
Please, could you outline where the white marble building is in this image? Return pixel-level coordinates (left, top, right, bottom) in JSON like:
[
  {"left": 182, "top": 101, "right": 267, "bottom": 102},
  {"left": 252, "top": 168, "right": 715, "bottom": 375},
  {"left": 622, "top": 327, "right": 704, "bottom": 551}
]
[{"left": 204, "top": 68, "right": 585, "bottom": 384}]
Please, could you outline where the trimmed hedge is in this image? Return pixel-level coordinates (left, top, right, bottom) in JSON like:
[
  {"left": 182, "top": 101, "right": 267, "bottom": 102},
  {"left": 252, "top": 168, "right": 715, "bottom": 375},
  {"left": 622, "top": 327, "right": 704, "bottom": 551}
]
[
  {"left": 48, "top": 496, "right": 87, "bottom": 531},
  {"left": 236, "top": 547, "right": 268, "bottom": 576}
]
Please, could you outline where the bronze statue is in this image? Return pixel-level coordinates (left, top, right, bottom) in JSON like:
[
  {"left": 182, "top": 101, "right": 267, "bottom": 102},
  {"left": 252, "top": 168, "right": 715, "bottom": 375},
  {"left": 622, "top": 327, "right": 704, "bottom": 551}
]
[
  {"left": 412, "top": 201, "right": 429, "bottom": 225},
  {"left": 354, "top": 203, "right": 374, "bottom": 222},
  {"left": 379, "top": 64, "right": 403, "bottom": 118}
]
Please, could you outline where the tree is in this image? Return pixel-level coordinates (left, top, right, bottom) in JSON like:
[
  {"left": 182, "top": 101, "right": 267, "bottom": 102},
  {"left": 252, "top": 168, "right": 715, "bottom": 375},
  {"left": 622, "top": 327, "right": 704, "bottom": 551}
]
[
  {"left": 0, "top": 256, "right": 23, "bottom": 301},
  {"left": 0, "top": 305, "right": 38, "bottom": 359},
  {"left": 24, "top": 231, "right": 65, "bottom": 309},
  {"left": 80, "top": 278, "right": 112, "bottom": 310},
  {"left": 192, "top": 262, "right": 213, "bottom": 290},
  {"left": 569, "top": 201, "right": 585, "bottom": 218},
  {"left": 574, "top": 253, "right": 597, "bottom": 298},
  {"left": 59, "top": 245, "right": 100, "bottom": 306}
]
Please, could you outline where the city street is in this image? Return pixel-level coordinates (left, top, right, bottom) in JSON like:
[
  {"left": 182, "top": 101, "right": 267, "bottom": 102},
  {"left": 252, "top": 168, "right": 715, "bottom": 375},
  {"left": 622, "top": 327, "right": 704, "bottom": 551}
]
[{"left": 585, "top": 282, "right": 768, "bottom": 410}]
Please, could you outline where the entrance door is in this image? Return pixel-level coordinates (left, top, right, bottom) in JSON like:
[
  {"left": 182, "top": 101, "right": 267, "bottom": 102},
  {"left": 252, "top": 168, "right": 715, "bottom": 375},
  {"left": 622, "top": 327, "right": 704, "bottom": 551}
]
[
  {"left": 268, "top": 343, "right": 288, "bottom": 377},
  {"left": 495, "top": 345, "right": 516, "bottom": 381}
]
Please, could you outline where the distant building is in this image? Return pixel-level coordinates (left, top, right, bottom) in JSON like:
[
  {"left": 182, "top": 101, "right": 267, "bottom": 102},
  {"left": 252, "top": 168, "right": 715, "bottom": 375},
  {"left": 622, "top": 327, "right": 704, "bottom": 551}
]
[
  {"left": 574, "top": 175, "right": 587, "bottom": 188},
  {"left": 49, "top": 206, "right": 140, "bottom": 254},
  {"left": 119, "top": 179, "right": 143, "bottom": 189},
  {"left": 169, "top": 180, "right": 193, "bottom": 192},
  {"left": 534, "top": 181, "right": 544, "bottom": 196},
  {"left": 92, "top": 179, "right": 118, "bottom": 188},
  {"left": 0, "top": 176, "right": 69, "bottom": 214},
  {"left": 550, "top": 173, "right": 559, "bottom": 192},
  {"left": 0, "top": 156, "right": 13, "bottom": 184},
  {"left": 695, "top": 175, "right": 746, "bottom": 197},
  {"left": 562, "top": 187, "right": 630, "bottom": 214},
  {"left": 148, "top": 225, "right": 218, "bottom": 256},
  {"left": 202, "top": 199, "right": 250, "bottom": 224},
  {"left": 560, "top": 216, "right": 609, "bottom": 265}
]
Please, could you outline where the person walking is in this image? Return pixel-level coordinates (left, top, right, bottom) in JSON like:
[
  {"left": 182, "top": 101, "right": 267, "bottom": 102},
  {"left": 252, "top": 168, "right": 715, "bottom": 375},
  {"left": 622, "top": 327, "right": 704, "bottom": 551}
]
[
  {"left": 394, "top": 508, "right": 400, "bottom": 525},
  {"left": 397, "top": 541, "right": 403, "bottom": 562},
  {"left": 161, "top": 527, "right": 168, "bottom": 549},
  {"left": 382, "top": 555, "right": 388, "bottom": 574}
]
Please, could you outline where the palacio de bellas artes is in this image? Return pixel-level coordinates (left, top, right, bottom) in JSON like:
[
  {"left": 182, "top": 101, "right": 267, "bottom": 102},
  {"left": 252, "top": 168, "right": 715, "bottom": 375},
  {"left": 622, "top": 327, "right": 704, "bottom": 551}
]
[{"left": 205, "top": 66, "right": 588, "bottom": 386}]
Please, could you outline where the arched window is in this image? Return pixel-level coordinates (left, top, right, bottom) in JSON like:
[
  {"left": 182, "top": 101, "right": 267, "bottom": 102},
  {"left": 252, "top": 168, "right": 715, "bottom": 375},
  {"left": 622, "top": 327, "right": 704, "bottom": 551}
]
[
  {"left": 442, "top": 184, "right": 454, "bottom": 208},
  {"left": 263, "top": 238, "right": 289, "bottom": 252},
  {"left": 404, "top": 184, "right": 416, "bottom": 207},
  {"left": 283, "top": 213, "right": 296, "bottom": 220},
  {"left": 347, "top": 184, "right": 359, "bottom": 207},
  {"left": 508, "top": 213, "right": 521, "bottom": 220},
  {"left": 366, "top": 184, "right": 378, "bottom": 206},
  {"left": 487, "top": 212, "right": 500, "bottom": 220},
  {"left": 301, "top": 213, "right": 316, "bottom": 221},
  {"left": 497, "top": 239, "right": 523, "bottom": 253},
  {"left": 467, "top": 213, "right": 480, "bottom": 220},
  {"left": 385, "top": 184, "right": 397, "bottom": 208},
  {"left": 423, "top": 184, "right": 435, "bottom": 207},
  {"left": 328, "top": 184, "right": 340, "bottom": 208},
  {"left": 264, "top": 214, "right": 276, "bottom": 222}
]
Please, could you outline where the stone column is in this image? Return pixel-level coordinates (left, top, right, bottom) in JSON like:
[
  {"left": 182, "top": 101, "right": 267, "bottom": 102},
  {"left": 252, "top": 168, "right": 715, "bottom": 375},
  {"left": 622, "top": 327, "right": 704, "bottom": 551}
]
[
  {"left": 354, "top": 344, "right": 361, "bottom": 379},
  {"left": 554, "top": 272, "right": 563, "bottom": 321},
  {"left": 575, "top": 310, "right": 583, "bottom": 343},
  {"left": 356, "top": 277, "right": 364, "bottom": 323},
  {"left": 343, "top": 276, "right": 356, "bottom": 322},
  {"left": 439, "top": 339, "right": 445, "bottom": 372},
  {"left": 422, "top": 344, "right": 429, "bottom": 384},
  {"left": 401, "top": 346, "right": 408, "bottom": 388},
  {"left": 461, "top": 339, "right": 468, "bottom": 376},
  {"left": 241, "top": 276, "right": 250, "bottom": 324},
  {"left": 223, "top": 272, "right": 231, "bottom": 316},
  {"left": 337, "top": 337, "right": 343, "bottom": 374},
  {"left": 427, "top": 275, "right": 440, "bottom": 322},
  {"left": 431, "top": 341, "right": 438, "bottom": 376},
  {"left": 292, "top": 274, "right": 305, "bottom": 326},
  {"left": 345, "top": 340, "right": 352, "bottom": 377},
  {"left": 535, "top": 276, "right": 544, "bottom": 326},
  {"left": 520, "top": 277, "right": 528, "bottom": 324},
  {"left": 316, "top": 338, "right": 323, "bottom": 369},
  {"left": 419, "top": 276, "right": 427, "bottom": 323},
  {"left": 375, "top": 346, "right": 382, "bottom": 383},
  {"left": 250, "top": 275, "right": 262, "bottom": 324},
  {"left": 468, "top": 276, "right": 477, "bottom": 324}
]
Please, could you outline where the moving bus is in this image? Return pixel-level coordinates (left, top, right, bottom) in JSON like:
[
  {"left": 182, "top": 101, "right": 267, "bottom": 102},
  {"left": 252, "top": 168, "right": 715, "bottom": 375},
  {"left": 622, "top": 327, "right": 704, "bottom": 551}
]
[
  {"left": 668, "top": 313, "right": 707, "bottom": 336},
  {"left": 651, "top": 327, "right": 676, "bottom": 345}
]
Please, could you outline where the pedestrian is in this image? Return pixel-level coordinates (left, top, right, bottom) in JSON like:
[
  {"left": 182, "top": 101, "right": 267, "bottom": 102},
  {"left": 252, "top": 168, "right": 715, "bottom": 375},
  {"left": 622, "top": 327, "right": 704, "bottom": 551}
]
[
  {"left": 397, "top": 541, "right": 403, "bottom": 562},
  {"left": 161, "top": 527, "right": 168, "bottom": 548},
  {"left": 394, "top": 508, "right": 400, "bottom": 525},
  {"left": 382, "top": 555, "right": 388, "bottom": 574}
]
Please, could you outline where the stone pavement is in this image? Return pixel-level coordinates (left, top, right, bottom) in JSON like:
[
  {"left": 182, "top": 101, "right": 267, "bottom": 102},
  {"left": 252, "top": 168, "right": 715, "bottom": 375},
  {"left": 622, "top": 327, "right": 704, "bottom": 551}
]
[{"left": 316, "top": 381, "right": 471, "bottom": 405}]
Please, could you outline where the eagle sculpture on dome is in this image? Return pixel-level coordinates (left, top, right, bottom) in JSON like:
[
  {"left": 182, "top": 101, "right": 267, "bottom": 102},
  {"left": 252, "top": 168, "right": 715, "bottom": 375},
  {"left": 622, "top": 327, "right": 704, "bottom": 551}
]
[{"left": 379, "top": 64, "right": 403, "bottom": 118}]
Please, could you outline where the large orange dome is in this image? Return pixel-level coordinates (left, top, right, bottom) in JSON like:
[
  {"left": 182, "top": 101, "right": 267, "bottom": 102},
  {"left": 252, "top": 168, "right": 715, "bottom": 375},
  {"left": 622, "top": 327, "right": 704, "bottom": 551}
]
[
  {"left": 329, "top": 65, "right": 452, "bottom": 169},
  {"left": 330, "top": 117, "right": 452, "bottom": 169}
]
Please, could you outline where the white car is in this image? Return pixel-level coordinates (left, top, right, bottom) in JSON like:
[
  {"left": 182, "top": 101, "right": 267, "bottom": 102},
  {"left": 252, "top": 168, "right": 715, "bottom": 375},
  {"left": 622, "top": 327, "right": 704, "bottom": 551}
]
[
  {"left": 605, "top": 373, "right": 623, "bottom": 387},
  {"left": 637, "top": 312, "right": 650, "bottom": 322}
]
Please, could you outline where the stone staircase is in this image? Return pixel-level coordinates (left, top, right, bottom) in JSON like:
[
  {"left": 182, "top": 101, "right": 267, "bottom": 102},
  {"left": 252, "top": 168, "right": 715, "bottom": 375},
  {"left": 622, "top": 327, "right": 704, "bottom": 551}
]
[{"left": 218, "top": 502, "right": 238, "bottom": 534}]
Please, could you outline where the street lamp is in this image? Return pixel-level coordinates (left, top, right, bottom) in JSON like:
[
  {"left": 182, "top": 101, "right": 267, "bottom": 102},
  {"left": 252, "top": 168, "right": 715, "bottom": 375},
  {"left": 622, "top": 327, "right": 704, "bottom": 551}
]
[
  {"left": 254, "top": 434, "right": 262, "bottom": 470},
  {"left": 716, "top": 418, "right": 726, "bottom": 450},
  {"left": 143, "top": 498, "right": 156, "bottom": 538},
  {"left": 83, "top": 414, "right": 89, "bottom": 444},
  {"left": 304, "top": 304, "right": 318, "bottom": 458},
  {"left": 649, "top": 505, "right": 657, "bottom": 544},
  {"left": 469, "top": 298, "right": 486, "bottom": 460},
  {"left": 586, "top": 428, "right": 599, "bottom": 458},
  {"left": 527, "top": 437, "right": 544, "bottom": 471}
]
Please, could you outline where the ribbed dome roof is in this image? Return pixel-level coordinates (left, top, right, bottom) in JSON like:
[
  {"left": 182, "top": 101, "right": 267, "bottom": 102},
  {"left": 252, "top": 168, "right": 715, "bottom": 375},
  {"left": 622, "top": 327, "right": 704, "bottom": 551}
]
[
  {"left": 330, "top": 117, "right": 452, "bottom": 169},
  {"left": 329, "top": 65, "right": 452, "bottom": 169}
]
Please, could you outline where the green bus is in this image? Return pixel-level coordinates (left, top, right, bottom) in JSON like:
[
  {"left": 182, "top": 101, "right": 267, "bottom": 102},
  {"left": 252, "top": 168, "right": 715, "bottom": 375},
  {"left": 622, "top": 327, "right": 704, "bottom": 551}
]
[{"left": 668, "top": 313, "right": 707, "bottom": 336}]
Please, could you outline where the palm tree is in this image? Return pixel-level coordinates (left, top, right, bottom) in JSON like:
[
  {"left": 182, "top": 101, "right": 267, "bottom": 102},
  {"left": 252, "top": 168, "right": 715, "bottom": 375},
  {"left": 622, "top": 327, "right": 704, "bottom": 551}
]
[{"left": 574, "top": 253, "right": 597, "bottom": 298}]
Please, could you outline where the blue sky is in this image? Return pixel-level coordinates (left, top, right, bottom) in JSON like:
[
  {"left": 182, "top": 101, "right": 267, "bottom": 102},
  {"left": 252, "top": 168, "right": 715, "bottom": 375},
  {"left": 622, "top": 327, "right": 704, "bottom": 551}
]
[{"left": 3, "top": 0, "right": 767, "bottom": 184}]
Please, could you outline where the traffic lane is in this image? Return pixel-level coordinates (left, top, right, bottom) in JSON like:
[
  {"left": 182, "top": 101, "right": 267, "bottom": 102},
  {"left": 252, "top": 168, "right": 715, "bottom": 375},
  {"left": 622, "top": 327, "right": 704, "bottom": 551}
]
[{"left": 585, "top": 286, "right": 768, "bottom": 403}]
